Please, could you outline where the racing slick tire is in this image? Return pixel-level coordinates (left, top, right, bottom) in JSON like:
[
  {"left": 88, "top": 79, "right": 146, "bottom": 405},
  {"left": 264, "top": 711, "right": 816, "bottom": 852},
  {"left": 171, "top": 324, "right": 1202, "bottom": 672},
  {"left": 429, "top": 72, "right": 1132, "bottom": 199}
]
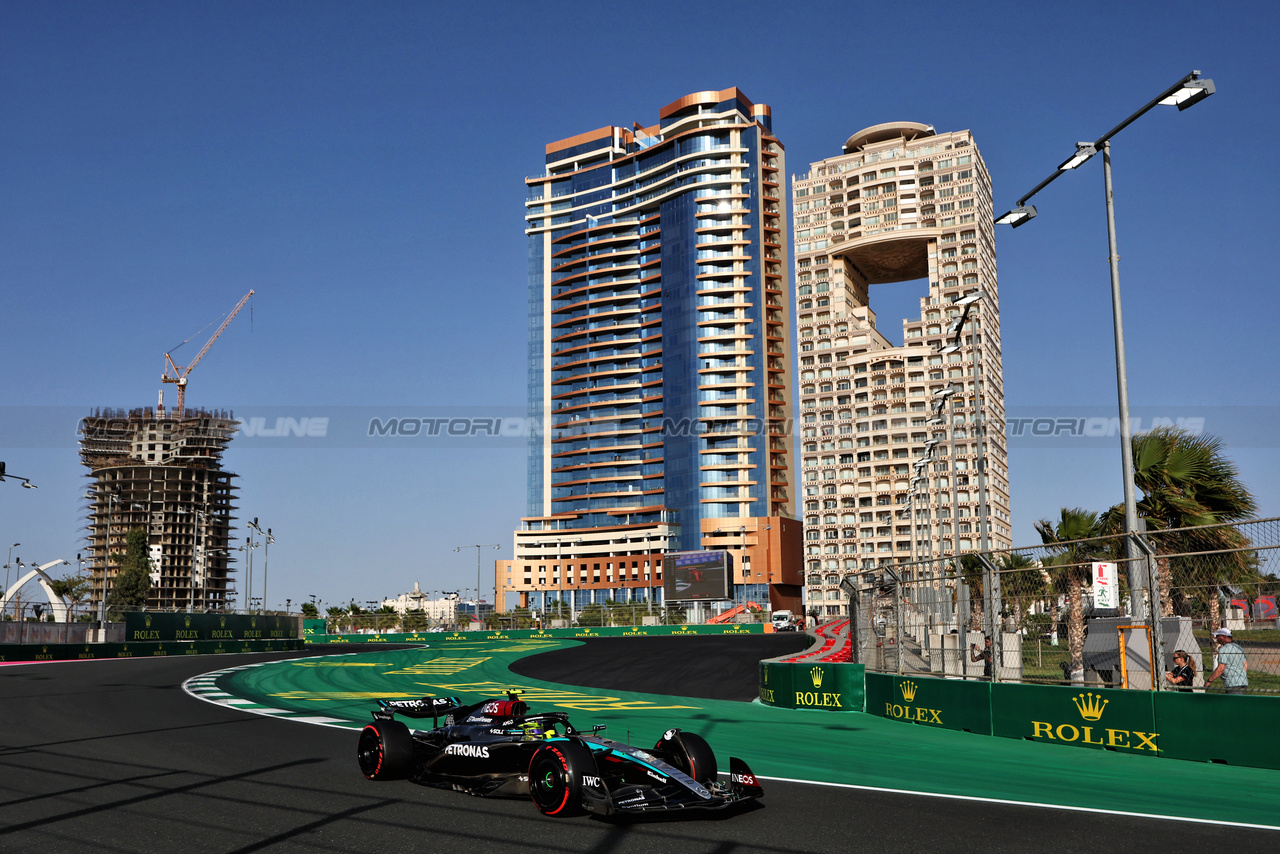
[
  {"left": 357, "top": 720, "right": 414, "bottom": 781},
  {"left": 528, "top": 741, "right": 595, "bottom": 817},
  {"left": 657, "top": 730, "right": 718, "bottom": 786}
]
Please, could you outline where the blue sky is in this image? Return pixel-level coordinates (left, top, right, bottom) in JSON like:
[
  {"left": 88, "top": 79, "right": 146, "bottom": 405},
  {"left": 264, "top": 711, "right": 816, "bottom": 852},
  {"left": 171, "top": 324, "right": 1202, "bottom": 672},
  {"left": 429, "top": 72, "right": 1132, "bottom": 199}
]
[{"left": 3, "top": 0, "right": 1277, "bottom": 610}]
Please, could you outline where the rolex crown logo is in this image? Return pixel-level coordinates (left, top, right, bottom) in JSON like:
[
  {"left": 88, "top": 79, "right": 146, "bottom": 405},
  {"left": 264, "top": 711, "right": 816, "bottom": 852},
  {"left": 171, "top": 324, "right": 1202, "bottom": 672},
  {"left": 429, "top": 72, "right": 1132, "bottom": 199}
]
[
  {"left": 1072, "top": 692, "right": 1108, "bottom": 721},
  {"left": 184, "top": 615, "right": 191, "bottom": 628},
  {"left": 145, "top": 615, "right": 152, "bottom": 628},
  {"left": 810, "top": 666, "right": 824, "bottom": 688},
  {"left": 900, "top": 680, "right": 918, "bottom": 702}
]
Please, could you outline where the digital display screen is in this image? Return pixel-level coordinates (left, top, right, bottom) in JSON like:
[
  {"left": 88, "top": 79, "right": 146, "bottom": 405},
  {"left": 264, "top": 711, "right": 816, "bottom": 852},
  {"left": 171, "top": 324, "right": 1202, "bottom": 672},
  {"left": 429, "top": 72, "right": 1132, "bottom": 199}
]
[{"left": 663, "top": 550, "right": 729, "bottom": 601}]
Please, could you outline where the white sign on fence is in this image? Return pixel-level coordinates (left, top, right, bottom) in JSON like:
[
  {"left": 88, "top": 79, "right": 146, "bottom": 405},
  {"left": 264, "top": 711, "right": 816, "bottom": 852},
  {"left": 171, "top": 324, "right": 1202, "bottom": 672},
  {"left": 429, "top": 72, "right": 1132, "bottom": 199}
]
[{"left": 1092, "top": 562, "right": 1119, "bottom": 609}]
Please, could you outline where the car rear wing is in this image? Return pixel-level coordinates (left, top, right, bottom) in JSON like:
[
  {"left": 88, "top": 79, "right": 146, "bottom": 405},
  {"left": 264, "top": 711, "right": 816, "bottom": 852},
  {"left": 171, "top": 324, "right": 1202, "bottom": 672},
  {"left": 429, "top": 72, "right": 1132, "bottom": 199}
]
[{"left": 373, "top": 696, "right": 462, "bottom": 724}]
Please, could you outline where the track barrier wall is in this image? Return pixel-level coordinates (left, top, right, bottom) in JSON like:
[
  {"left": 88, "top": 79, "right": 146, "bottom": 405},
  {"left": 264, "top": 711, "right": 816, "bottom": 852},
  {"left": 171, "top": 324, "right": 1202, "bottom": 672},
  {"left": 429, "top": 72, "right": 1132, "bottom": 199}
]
[
  {"left": 125, "top": 612, "right": 298, "bottom": 643},
  {"left": 867, "top": 672, "right": 992, "bottom": 734},
  {"left": 771, "top": 666, "right": 1280, "bottom": 771},
  {"left": 758, "top": 660, "right": 865, "bottom": 712},
  {"left": 304, "top": 622, "right": 764, "bottom": 643},
  {"left": 0, "top": 638, "right": 303, "bottom": 662}
]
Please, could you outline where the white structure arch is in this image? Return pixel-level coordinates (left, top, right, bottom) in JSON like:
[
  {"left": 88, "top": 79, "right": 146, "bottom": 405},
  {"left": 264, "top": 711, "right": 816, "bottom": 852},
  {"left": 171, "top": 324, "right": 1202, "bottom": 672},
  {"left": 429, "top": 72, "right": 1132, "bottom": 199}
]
[{"left": 1, "top": 560, "right": 71, "bottom": 622}]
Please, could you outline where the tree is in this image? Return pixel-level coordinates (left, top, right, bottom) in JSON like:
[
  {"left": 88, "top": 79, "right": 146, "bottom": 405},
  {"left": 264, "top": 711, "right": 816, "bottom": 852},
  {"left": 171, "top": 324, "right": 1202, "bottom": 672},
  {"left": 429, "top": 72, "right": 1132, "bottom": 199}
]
[
  {"left": 49, "top": 573, "right": 93, "bottom": 618},
  {"left": 577, "top": 603, "right": 606, "bottom": 627},
  {"left": 1035, "top": 508, "right": 1108, "bottom": 680},
  {"left": 300, "top": 601, "right": 319, "bottom": 618},
  {"left": 996, "top": 551, "right": 1046, "bottom": 632},
  {"left": 402, "top": 607, "right": 430, "bottom": 633},
  {"left": 1102, "top": 427, "right": 1259, "bottom": 622},
  {"left": 106, "top": 528, "right": 152, "bottom": 620}
]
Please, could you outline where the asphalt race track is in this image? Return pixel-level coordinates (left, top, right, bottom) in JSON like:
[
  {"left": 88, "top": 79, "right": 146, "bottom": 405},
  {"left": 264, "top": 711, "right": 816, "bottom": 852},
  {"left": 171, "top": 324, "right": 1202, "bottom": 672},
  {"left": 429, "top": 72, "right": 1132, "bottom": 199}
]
[{"left": 1, "top": 640, "right": 1276, "bottom": 853}]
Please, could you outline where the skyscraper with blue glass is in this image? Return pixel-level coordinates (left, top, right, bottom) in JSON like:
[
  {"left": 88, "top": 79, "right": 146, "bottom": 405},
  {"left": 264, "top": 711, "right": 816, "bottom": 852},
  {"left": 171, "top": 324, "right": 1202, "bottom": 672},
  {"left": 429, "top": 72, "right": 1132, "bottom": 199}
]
[{"left": 498, "top": 89, "right": 802, "bottom": 620}]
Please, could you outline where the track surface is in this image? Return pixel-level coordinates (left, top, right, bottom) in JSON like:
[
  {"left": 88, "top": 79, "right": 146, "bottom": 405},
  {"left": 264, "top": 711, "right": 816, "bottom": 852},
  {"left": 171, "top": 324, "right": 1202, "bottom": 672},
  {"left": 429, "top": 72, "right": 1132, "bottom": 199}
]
[{"left": 0, "top": 641, "right": 1276, "bottom": 853}]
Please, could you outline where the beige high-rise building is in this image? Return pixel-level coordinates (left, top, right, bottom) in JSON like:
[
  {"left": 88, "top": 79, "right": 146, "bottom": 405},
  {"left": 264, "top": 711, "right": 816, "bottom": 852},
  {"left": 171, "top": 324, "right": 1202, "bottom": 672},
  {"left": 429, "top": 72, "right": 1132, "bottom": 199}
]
[{"left": 791, "top": 122, "right": 1012, "bottom": 620}]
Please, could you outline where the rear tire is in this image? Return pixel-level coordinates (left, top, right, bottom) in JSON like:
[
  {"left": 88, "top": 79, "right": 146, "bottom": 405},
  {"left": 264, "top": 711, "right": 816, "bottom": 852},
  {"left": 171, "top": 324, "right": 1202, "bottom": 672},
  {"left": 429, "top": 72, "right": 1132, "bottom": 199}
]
[
  {"left": 357, "top": 720, "right": 414, "bottom": 780},
  {"left": 529, "top": 742, "right": 594, "bottom": 816},
  {"left": 657, "top": 730, "right": 718, "bottom": 786}
]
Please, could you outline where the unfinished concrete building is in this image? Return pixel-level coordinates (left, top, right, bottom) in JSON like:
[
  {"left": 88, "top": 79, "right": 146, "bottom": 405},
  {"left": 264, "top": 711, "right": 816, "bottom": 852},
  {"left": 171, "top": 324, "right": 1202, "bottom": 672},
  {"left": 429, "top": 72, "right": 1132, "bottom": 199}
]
[{"left": 80, "top": 408, "right": 238, "bottom": 613}]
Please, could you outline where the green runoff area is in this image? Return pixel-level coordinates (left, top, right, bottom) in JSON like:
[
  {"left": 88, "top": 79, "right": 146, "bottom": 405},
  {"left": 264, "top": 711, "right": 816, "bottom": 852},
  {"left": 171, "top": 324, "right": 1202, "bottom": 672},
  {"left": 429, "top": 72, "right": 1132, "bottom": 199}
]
[{"left": 210, "top": 638, "right": 1280, "bottom": 828}]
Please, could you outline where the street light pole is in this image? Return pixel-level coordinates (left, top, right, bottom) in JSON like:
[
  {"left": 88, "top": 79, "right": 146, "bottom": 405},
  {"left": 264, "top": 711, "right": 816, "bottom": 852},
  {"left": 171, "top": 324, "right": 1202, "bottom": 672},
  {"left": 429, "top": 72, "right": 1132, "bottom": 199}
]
[
  {"left": 996, "top": 69, "right": 1215, "bottom": 623},
  {"left": 454, "top": 544, "right": 500, "bottom": 626}
]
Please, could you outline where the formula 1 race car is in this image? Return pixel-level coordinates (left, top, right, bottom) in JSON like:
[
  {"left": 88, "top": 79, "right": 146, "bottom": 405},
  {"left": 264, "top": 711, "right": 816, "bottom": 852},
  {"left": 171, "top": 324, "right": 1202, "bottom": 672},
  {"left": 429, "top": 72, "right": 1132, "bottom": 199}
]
[{"left": 356, "top": 692, "right": 763, "bottom": 817}]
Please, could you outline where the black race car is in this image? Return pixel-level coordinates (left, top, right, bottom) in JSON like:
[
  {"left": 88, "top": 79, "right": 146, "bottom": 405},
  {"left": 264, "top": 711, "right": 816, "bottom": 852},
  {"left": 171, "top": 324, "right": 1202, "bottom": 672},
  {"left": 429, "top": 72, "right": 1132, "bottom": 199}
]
[{"left": 356, "top": 692, "right": 763, "bottom": 817}]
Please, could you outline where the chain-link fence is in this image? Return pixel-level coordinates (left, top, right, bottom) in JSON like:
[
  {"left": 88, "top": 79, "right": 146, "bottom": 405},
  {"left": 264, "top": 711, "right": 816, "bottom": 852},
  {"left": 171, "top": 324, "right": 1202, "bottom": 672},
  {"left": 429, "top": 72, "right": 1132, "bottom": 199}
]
[{"left": 850, "top": 517, "right": 1280, "bottom": 694}]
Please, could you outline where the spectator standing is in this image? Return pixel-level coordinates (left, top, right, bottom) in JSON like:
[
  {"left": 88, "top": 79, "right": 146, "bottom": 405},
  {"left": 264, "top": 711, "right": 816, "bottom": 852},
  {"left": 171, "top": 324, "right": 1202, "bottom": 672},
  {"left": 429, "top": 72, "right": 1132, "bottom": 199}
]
[
  {"left": 970, "top": 636, "right": 993, "bottom": 679},
  {"left": 1164, "top": 650, "right": 1195, "bottom": 691},
  {"left": 1206, "top": 627, "right": 1249, "bottom": 694}
]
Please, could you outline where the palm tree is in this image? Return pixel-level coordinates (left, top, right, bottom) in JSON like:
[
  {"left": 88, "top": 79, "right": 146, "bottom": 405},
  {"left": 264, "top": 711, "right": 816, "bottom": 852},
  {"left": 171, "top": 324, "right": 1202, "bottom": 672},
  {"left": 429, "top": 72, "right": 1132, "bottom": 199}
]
[
  {"left": 996, "top": 551, "right": 1044, "bottom": 632},
  {"left": 1103, "top": 427, "right": 1258, "bottom": 622},
  {"left": 1035, "top": 508, "right": 1108, "bottom": 680}
]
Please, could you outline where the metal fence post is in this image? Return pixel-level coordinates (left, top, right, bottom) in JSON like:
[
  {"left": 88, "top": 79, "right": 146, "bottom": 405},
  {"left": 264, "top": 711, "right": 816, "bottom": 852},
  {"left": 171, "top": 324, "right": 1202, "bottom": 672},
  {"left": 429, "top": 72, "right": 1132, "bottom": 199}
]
[
  {"left": 1132, "top": 532, "right": 1165, "bottom": 691},
  {"left": 979, "top": 553, "right": 1002, "bottom": 682},
  {"left": 840, "top": 576, "right": 860, "bottom": 664}
]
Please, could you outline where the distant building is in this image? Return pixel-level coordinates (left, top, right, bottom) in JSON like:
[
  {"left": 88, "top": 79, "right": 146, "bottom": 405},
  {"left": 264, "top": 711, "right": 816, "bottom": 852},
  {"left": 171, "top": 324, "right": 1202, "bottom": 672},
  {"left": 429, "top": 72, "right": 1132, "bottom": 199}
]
[
  {"left": 499, "top": 88, "right": 802, "bottom": 618},
  {"left": 791, "top": 122, "right": 1011, "bottom": 619},
  {"left": 80, "top": 407, "right": 238, "bottom": 612},
  {"left": 381, "top": 582, "right": 457, "bottom": 624}
]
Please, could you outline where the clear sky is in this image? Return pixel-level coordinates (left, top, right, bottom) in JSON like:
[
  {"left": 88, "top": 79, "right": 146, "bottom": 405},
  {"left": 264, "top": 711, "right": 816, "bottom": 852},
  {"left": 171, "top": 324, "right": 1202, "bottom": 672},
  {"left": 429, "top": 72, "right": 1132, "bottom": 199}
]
[{"left": 3, "top": 0, "right": 1277, "bottom": 611}]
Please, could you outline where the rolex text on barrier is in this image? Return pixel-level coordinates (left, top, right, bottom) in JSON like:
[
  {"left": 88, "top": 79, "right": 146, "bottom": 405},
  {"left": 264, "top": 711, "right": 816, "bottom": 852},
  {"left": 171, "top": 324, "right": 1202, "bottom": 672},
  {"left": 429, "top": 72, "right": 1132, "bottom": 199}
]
[
  {"left": 757, "top": 661, "right": 865, "bottom": 711},
  {"left": 866, "top": 673, "right": 992, "bottom": 734},
  {"left": 0, "top": 639, "right": 303, "bottom": 662},
  {"left": 991, "top": 683, "right": 1158, "bottom": 755},
  {"left": 305, "top": 623, "right": 765, "bottom": 643},
  {"left": 125, "top": 612, "right": 296, "bottom": 642}
]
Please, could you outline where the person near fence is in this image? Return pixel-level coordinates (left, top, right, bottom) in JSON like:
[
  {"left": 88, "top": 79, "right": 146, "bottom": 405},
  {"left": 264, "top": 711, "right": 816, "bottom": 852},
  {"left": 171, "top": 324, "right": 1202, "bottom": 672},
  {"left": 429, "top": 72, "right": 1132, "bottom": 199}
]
[
  {"left": 1206, "top": 628, "right": 1248, "bottom": 694},
  {"left": 970, "top": 636, "right": 993, "bottom": 679},
  {"left": 1164, "top": 649, "right": 1195, "bottom": 691}
]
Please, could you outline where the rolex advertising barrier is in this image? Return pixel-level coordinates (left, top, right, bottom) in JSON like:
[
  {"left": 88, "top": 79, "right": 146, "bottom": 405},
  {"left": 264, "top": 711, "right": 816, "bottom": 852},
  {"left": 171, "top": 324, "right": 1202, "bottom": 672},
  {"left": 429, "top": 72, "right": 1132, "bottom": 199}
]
[
  {"left": 0, "top": 638, "right": 302, "bottom": 662},
  {"left": 304, "top": 621, "right": 764, "bottom": 643},
  {"left": 0, "top": 613, "right": 303, "bottom": 663},
  {"left": 756, "top": 667, "right": 1280, "bottom": 771},
  {"left": 757, "top": 659, "right": 865, "bottom": 712}
]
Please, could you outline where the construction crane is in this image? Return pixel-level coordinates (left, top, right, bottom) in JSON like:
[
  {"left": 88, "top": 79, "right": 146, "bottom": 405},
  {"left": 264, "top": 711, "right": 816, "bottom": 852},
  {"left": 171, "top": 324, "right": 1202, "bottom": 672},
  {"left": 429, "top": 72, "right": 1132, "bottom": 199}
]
[{"left": 159, "top": 290, "right": 255, "bottom": 419}]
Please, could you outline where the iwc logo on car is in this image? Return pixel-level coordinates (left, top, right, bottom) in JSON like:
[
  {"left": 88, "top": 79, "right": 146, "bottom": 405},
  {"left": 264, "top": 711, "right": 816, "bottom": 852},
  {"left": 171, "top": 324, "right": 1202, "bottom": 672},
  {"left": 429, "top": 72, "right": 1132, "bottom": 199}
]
[
  {"left": 883, "top": 680, "right": 943, "bottom": 724},
  {"left": 1028, "top": 692, "right": 1159, "bottom": 751}
]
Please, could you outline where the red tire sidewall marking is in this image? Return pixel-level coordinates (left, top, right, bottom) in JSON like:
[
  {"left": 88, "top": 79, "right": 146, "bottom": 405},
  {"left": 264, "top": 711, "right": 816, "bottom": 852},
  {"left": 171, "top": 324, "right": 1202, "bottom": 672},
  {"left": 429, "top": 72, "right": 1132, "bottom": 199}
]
[
  {"left": 533, "top": 747, "right": 572, "bottom": 815},
  {"left": 363, "top": 725, "right": 383, "bottom": 778}
]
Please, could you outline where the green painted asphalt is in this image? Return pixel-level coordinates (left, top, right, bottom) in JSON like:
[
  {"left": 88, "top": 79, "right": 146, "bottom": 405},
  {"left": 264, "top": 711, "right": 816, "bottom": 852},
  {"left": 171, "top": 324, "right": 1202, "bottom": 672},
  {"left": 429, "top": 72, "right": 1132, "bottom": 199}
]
[{"left": 206, "top": 640, "right": 1280, "bottom": 828}]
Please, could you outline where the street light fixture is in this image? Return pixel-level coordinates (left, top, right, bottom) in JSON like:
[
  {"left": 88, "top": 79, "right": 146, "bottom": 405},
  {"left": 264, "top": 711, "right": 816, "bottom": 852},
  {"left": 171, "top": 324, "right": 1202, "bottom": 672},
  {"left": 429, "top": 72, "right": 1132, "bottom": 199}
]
[
  {"left": 993, "top": 205, "right": 1037, "bottom": 228},
  {"left": 995, "top": 68, "right": 1215, "bottom": 624},
  {"left": 0, "top": 463, "right": 37, "bottom": 488},
  {"left": 1058, "top": 142, "right": 1098, "bottom": 171}
]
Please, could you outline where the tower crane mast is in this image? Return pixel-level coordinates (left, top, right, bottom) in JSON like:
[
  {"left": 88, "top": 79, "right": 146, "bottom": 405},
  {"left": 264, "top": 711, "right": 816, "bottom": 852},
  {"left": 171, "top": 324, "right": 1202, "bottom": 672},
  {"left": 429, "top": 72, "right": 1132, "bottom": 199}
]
[{"left": 159, "top": 290, "right": 255, "bottom": 419}]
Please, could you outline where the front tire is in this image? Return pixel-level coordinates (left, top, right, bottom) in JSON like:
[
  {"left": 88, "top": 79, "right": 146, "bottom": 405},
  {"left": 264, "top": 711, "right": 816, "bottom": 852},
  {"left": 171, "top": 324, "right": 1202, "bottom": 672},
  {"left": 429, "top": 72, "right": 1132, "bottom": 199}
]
[
  {"left": 529, "top": 742, "right": 595, "bottom": 816},
  {"left": 656, "top": 730, "right": 718, "bottom": 786},
  {"left": 358, "top": 720, "right": 414, "bottom": 780}
]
